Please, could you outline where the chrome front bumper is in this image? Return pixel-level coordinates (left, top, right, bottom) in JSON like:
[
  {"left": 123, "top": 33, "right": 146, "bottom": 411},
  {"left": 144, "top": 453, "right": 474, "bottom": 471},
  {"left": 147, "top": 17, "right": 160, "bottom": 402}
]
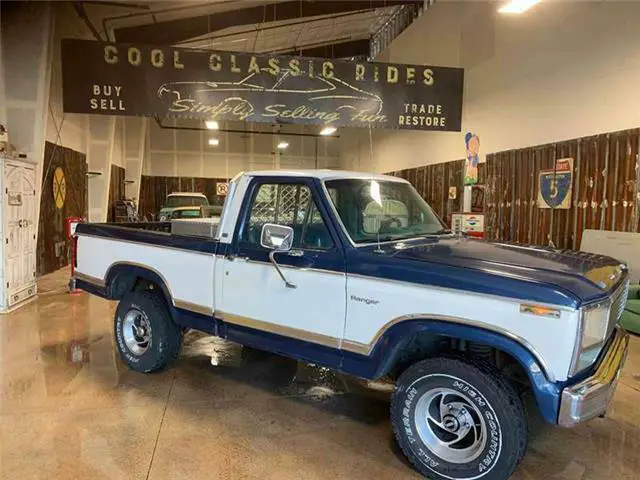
[{"left": 559, "top": 326, "right": 630, "bottom": 427}]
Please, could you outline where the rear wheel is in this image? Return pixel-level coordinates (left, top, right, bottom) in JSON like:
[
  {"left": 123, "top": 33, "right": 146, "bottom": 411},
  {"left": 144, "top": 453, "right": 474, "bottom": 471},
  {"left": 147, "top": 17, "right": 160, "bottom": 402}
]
[
  {"left": 391, "top": 357, "right": 527, "bottom": 480},
  {"left": 114, "top": 291, "right": 183, "bottom": 373}
]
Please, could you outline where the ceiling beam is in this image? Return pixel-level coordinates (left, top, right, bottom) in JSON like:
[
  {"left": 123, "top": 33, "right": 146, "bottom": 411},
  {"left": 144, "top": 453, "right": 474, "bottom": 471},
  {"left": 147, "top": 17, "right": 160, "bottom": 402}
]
[
  {"left": 114, "top": 0, "right": 421, "bottom": 45},
  {"left": 270, "top": 38, "right": 371, "bottom": 59}
]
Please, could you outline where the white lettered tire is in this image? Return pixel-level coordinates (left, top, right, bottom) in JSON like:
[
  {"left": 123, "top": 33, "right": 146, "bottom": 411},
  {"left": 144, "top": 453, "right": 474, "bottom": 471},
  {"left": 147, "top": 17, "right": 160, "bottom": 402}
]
[
  {"left": 391, "top": 357, "right": 527, "bottom": 480},
  {"left": 115, "top": 291, "right": 183, "bottom": 373}
]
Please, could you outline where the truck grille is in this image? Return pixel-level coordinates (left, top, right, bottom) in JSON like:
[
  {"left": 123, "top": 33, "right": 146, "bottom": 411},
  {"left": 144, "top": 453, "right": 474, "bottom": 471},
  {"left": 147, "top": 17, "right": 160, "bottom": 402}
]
[{"left": 607, "top": 279, "right": 629, "bottom": 338}]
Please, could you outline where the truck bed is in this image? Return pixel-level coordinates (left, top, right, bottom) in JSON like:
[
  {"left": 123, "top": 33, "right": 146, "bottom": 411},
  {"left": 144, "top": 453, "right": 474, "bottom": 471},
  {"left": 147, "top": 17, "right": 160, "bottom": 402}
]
[{"left": 74, "top": 222, "right": 220, "bottom": 317}]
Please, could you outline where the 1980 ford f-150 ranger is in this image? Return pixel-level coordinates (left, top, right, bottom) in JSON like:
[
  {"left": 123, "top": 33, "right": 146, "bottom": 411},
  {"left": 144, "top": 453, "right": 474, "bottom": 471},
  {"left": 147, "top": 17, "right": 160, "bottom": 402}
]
[{"left": 74, "top": 170, "right": 630, "bottom": 480}]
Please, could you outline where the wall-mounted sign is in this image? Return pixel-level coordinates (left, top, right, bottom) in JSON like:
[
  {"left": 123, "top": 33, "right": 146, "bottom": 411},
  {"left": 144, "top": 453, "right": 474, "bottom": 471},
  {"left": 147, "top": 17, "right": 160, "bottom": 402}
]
[
  {"left": 216, "top": 182, "right": 229, "bottom": 196},
  {"left": 538, "top": 158, "right": 573, "bottom": 209},
  {"left": 53, "top": 167, "right": 66, "bottom": 209},
  {"left": 464, "top": 132, "right": 480, "bottom": 186},
  {"left": 61, "top": 39, "right": 464, "bottom": 132}
]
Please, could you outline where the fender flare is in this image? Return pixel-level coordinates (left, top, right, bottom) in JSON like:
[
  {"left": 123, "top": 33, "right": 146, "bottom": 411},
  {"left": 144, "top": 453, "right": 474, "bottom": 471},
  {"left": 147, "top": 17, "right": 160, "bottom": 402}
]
[
  {"left": 350, "top": 318, "right": 562, "bottom": 424},
  {"left": 104, "top": 262, "right": 174, "bottom": 308}
]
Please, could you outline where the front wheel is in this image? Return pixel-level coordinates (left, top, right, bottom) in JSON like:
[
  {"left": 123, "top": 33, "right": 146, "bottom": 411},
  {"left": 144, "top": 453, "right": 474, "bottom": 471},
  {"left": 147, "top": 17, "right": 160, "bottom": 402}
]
[{"left": 391, "top": 357, "right": 527, "bottom": 480}]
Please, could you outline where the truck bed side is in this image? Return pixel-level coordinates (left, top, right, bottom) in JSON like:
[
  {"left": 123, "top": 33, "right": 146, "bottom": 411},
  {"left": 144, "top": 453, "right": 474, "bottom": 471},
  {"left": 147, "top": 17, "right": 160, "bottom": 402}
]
[{"left": 74, "top": 223, "right": 219, "bottom": 316}]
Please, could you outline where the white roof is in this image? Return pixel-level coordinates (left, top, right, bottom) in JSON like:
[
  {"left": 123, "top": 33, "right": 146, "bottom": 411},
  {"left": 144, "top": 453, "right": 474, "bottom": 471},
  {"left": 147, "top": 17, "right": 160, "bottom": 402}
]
[
  {"left": 168, "top": 192, "right": 208, "bottom": 197},
  {"left": 244, "top": 169, "right": 407, "bottom": 182}
]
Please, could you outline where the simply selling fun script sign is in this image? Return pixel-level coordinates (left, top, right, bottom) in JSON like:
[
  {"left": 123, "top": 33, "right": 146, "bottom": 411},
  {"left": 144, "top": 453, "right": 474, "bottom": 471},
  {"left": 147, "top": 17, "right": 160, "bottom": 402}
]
[{"left": 61, "top": 39, "right": 464, "bottom": 131}]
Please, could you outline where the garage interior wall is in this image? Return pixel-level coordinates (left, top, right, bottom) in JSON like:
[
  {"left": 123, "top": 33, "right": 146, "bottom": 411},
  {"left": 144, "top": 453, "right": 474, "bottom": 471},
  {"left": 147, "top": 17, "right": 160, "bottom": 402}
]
[
  {"left": 339, "top": 1, "right": 640, "bottom": 173},
  {"left": 45, "top": 3, "right": 147, "bottom": 223},
  {"left": 144, "top": 119, "right": 341, "bottom": 179}
]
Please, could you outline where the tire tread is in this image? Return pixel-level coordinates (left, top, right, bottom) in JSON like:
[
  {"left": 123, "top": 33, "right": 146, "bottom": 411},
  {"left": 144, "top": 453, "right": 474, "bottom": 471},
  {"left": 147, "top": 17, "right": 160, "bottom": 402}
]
[{"left": 391, "top": 356, "right": 528, "bottom": 480}]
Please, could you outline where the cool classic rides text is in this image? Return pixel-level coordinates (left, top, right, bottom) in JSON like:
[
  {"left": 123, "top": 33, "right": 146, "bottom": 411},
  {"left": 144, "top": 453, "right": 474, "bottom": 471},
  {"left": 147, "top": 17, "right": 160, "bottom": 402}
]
[{"left": 102, "top": 45, "right": 435, "bottom": 86}]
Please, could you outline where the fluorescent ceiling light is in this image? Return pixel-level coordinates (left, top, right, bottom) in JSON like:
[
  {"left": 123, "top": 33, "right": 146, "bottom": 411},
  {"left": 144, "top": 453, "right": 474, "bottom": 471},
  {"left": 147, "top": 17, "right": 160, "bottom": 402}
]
[
  {"left": 277, "top": 141, "right": 289, "bottom": 149},
  {"left": 205, "top": 120, "right": 219, "bottom": 130},
  {"left": 498, "top": 0, "right": 540, "bottom": 14},
  {"left": 320, "top": 126, "right": 337, "bottom": 136},
  {"left": 208, "top": 138, "right": 219, "bottom": 146}
]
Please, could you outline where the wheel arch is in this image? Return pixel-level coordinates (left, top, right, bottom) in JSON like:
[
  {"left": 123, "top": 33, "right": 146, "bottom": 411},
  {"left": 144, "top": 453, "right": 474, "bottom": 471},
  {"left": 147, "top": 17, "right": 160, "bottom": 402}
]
[
  {"left": 105, "top": 262, "right": 174, "bottom": 308},
  {"left": 367, "top": 317, "right": 562, "bottom": 424}
]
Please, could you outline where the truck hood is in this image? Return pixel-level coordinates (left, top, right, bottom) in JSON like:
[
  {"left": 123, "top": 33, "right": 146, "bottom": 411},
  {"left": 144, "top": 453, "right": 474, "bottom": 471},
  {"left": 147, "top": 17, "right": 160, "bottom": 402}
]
[{"left": 357, "top": 236, "right": 626, "bottom": 306}]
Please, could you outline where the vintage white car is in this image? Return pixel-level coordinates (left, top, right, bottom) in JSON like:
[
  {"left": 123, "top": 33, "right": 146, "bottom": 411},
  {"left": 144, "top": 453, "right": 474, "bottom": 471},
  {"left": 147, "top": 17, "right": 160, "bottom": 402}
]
[{"left": 74, "top": 170, "right": 629, "bottom": 480}]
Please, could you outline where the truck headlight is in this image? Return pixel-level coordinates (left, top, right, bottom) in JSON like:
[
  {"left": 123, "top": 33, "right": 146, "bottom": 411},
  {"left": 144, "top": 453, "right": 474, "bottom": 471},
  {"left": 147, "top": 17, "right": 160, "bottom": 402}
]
[
  {"left": 571, "top": 303, "right": 609, "bottom": 375},
  {"left": 581, "top": 304, "right": 609, "bottom": 349}
]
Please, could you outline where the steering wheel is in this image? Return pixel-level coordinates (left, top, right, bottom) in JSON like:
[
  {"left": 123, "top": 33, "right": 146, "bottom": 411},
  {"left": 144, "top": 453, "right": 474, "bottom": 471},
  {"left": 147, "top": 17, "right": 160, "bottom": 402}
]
[{"left": 379, "top": 216, "right": 404, "bottom": 231}]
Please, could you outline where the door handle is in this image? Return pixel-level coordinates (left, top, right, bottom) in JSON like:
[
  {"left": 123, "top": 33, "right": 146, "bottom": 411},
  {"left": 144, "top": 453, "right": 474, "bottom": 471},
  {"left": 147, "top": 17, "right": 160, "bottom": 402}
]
[
  {"left": 225, "top": 254, "right": 249, "bottom": 262},
  {"left": 287, "top": 249, "right": 304, "bottom": 257},
  {"left": 18, "top": 220, "right": 23, "bottom": 228}
]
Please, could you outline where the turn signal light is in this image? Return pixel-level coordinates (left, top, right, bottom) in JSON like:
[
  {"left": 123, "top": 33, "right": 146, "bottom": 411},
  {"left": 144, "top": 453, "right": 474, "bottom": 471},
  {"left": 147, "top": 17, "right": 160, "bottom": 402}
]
[{"left": 519, "top": 304, "right": 561, "bottom": 318}]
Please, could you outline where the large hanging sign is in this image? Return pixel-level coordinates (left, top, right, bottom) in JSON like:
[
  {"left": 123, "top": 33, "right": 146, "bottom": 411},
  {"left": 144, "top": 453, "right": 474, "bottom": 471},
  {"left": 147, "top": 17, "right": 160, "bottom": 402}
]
[
  {"left": 537, "top": 158, "right": 574, "bottom": 209},
  {"left": 60, "top": 39, "right": 464, "bottom": 131}
]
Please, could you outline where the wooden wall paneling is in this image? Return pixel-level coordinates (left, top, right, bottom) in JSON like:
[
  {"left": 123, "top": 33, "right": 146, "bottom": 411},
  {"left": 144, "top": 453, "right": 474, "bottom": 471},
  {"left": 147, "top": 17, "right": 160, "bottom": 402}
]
[
  {"left": 590, "top": 136, "right": 601, "bottom": 232},
  {"left": 621, "top": 129, "right": 640, "bottom": 233},
  {"left": 203, "top": 178, "right": 215, "bottom": 203},
  {"left": 507, "top": 150, "right": 516, "bottom": 242},
  {"left": 559, "top": 139, "right": 578, "bottom": 249},
  {"left": 432, "top": 163, "right": 444, "bottom": 219},
  {"left": 500, "top": 152, "right": 508, "bottom": 241},
  {"left": 194, "top": 177, "right": 206, "bottom": 196},
  {"left": 514, "top": 149, "right": 525, "bottom": 244},
  {"left": 415, "top": 166, "right": 425, "bottom": 200},
  {"left": 576, "top": 138, "right": 592, "bottom": 249},
  {"left": 617, "top": 132, "right": 631, "bottom": 232},
  {"left": 607, "top": 133, "right": 619, "bottom": 232},
  {"left": 488, "top": 154, "right": 498, "bottom": 241},
  {"left": 107, "top": 165, "right": 125, "bottom": 222},
  {"left": 600, "top": 134, "right": 613, "bottom": 232},
  {"left": 527, "top": 148, "right": 537, "bottom": 245},
  {"left": 544, "top": 144, "right": 556, "bottom": 247},
  {"left": 406, "top": 168, "right": 417, "bottom": 190},
  {"left": 166, "top": 176, "right": 180, "bottom": 198},
  {"left": 631, "top": 130, "right": 640, "bottom": 232},
  {"left": 180, "top": 177, "right": 193, "bottom": 192},
  {"left": 37, "top": 142, "right": 87, "bottom": 276}
]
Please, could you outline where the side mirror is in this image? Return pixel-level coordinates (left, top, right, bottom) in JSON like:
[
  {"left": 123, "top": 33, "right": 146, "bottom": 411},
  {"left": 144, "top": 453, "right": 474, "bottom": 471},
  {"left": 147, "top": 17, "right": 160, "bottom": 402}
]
[
  {"left": 260, "top": 223, "right": 293, "bottom": 251},
  {"left": 260, "top": 223, "right": 296, "bottom": 288}
]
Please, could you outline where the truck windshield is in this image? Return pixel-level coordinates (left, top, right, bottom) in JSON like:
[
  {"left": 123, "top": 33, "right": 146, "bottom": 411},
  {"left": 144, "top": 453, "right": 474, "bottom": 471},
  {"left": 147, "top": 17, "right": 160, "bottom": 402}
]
[
  {"left": 166, "top": 196, "right": 208, "bottom": 208},
  {"left": 324, "top": 179, "right": 446, "bottom": 244}
]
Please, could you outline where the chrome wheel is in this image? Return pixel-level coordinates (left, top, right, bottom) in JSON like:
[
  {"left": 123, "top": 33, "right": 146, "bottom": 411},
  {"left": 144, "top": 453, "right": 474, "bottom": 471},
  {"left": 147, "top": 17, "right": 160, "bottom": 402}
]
[
  {"left": 122, "top": 309, "right": 151, "bottom": 356},
  {"left": 413, "top": 387, "right": 487, "bottom": 464}
]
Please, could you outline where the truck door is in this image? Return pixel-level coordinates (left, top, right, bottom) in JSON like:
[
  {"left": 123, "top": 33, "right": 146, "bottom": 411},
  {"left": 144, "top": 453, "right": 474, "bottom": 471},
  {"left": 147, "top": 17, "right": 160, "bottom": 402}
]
[{"left": 219, "top": 178, "right": 346, "bottom": 367}]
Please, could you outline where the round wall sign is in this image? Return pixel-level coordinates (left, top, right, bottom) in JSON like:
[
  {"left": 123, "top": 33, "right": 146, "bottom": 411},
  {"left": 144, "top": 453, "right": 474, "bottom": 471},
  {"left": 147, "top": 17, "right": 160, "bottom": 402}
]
[{"left": 53, "top": 167, "right": 66, "bottom": 209}]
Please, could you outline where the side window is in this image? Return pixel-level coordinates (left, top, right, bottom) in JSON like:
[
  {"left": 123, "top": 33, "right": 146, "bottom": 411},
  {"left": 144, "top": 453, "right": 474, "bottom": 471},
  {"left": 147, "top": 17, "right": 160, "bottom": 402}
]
[{"left": 242, "top": 183, "right": 333, "bottom": 250}]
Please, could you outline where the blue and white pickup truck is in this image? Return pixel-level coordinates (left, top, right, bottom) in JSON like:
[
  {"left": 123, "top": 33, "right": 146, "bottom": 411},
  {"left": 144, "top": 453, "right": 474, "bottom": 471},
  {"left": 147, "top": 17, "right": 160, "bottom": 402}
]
[{"left": 74, "top": 170, "right": 629, "bottom": 480}]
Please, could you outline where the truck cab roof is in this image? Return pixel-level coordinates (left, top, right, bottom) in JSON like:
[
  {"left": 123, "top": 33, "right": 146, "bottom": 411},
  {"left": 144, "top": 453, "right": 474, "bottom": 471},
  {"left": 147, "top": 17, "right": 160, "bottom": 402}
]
[
  {"left": 168, "top": 192, "right": 208, "bottom": 197},
  {"left": 242, "top": 169, "right": 407, "bottom": 183}
]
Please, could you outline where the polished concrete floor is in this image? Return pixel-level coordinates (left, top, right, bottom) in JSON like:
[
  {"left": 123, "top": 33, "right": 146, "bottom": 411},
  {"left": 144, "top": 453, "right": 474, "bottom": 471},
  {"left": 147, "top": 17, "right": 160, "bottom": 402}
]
[{"left": 1, "top": 268, "right": 639, "bottom": 479}]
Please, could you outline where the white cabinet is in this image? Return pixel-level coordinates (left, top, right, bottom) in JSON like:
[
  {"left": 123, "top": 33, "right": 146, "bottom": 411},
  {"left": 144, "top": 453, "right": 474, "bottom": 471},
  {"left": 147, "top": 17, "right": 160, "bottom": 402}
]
[{"left": 0, "top": 154, "right": 37, "bottom": 313}]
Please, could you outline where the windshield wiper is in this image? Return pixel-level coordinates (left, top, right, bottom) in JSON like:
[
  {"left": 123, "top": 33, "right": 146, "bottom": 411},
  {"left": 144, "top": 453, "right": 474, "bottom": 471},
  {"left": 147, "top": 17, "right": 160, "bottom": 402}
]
[{"left": 426, "top": 228, "right": 452, "bottom": 236}]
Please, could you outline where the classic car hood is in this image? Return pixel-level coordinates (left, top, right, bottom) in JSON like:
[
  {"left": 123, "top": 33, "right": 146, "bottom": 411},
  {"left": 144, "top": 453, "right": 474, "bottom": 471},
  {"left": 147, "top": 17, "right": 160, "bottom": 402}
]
[
  {"left": 356, "top": 236, "right": 626, "bottom": 306},
  {"left": 393, "top": 237, "right": 624, "bottom": 289}
]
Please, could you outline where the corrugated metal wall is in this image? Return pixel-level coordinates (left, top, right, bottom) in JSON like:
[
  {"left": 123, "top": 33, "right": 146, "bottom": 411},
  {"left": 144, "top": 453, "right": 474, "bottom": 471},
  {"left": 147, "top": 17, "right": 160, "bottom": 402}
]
[
  {"left": 485, "top": 128, "right": 640, "bottom": 249},
  {"left": 387, "top": 159, "right": 465, "bottom": 225}
]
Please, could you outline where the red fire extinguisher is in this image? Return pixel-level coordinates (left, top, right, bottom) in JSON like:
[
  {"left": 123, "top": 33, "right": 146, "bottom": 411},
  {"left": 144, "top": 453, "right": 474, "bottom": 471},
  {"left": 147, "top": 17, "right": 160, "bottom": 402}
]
[{"left": 65, "top": 216, "right": 84, "bottom": 294}]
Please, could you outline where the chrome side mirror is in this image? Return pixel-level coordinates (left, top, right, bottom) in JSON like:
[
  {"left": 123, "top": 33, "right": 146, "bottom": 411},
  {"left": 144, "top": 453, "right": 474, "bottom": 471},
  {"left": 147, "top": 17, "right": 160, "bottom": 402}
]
[
  {"left": 260, "top": 223, "right": 296, "bottom": 288},
  {"left": 260, "top": 223, "right": 293, "bottom": 251}
]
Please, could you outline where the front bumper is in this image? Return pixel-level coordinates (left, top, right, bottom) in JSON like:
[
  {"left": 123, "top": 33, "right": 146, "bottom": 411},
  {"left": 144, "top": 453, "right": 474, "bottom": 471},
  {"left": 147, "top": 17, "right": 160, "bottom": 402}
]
[{"left": 558, "top": 326, "right": 629, "bottom": 427}]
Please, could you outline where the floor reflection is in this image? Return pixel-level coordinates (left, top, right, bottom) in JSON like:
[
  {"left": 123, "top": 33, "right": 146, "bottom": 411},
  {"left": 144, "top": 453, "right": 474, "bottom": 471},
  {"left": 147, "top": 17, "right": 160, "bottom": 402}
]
[{"left": 0, "top": 267, "right": 639, "bottom": 480}]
